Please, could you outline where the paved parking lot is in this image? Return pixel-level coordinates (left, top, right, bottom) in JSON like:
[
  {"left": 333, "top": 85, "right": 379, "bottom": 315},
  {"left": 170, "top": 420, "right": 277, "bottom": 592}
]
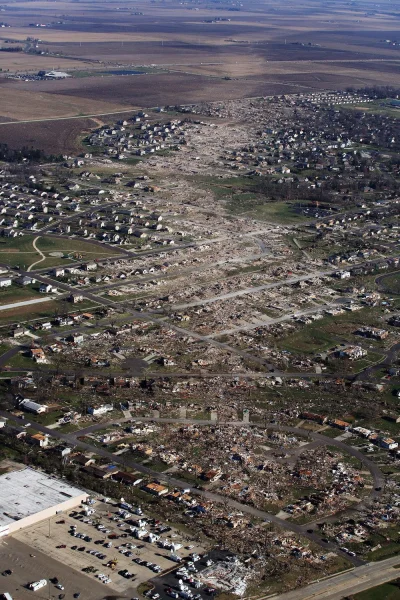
[
  {"left": 11, "top": 499, "right": 204, "bottom": 596},
  {"left": 150, "top": 550, "right": 231, "bottom": 600},
  {"left": 0, "top": 537, "right": 109, "bottom": 600}
]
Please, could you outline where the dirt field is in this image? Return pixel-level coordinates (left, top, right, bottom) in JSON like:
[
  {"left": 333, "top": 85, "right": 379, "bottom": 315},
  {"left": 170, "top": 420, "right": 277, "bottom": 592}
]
[
  {"left": 0, "top": 53, "right": 93, "bottom": 72},
  {"left": 0, "top": 86, "right": 128, "bottom": 121},
  {"left": 0, "top": 0, "right": 399, "bottom": 151}
]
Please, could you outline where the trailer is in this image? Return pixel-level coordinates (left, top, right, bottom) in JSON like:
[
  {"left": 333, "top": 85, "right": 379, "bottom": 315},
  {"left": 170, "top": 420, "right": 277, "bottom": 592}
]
[{"left": 29, "top": 580, "right": 47, "bottom": 591}]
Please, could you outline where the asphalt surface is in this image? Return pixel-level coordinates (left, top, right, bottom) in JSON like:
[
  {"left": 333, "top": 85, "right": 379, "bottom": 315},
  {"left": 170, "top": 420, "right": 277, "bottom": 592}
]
[{"left": 0, "top": 537, "right": 109, "bottom": 600}]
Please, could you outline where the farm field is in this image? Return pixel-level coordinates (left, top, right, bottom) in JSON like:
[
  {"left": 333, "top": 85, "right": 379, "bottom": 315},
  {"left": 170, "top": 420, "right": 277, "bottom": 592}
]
[
  {"left": 0, "top": 86, "right": 129, "bottom": 122},
  {"left": 0, "top": 53, "right": 93, "bottom": 72},
  {"left": 0, "top": 0, "right": 399, "bottom": 151}
]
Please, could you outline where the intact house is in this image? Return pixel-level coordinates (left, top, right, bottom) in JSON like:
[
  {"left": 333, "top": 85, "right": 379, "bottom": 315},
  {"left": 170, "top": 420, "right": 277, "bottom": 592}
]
[
  {"left": 0, "top": 277, "right": 12, "bottom": 287},
  {"left": 39, "top": 283, "right": 53, "bottom": 293},
  {"left": 330, "top": 419, "right": 351, "bottom": 431},
  {"left": 17, "top": 276, "right": 36, "bottom": 286},
  {"left": 67, "top": 334, "right": 84, "bottom": 345},
  {"left": 82, "top": 465, "right": 113, "bottom": 479},
  {"left": 69, "top": 293, "right": 84, "bottom": 304},
  {"left": 83, "top": 262, "right": 97, "bottom": 271},
  {"left": 87, "top": 404, "right": 113, "bottom": 416},
  {"left": 73, "top": 453, "right": 95, "bottom": 467}
]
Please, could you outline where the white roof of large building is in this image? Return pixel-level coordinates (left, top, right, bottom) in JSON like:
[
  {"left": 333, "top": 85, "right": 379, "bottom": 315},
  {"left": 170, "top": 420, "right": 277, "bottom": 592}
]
[
  {"left": 0, "top": 468, "right": 87, "bottom": 528},
  {"left": 45, "top": 70, "right": 70, "bottom": 78}
]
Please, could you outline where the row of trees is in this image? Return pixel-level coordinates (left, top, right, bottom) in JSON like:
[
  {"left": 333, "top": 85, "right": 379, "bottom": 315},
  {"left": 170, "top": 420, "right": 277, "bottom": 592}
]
[{"left": 0, "top": 143, "right": 63, "bottom": 163}]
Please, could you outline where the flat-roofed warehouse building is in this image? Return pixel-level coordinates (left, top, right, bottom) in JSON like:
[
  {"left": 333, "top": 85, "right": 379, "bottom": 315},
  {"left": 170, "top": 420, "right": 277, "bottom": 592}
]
[{"left": 0, "top": 467, "right": 88, "bottom": 537}]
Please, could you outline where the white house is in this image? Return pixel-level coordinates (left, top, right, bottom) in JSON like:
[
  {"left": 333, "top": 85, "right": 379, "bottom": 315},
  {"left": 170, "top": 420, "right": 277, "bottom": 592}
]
[
  {"left": 83, "top": 262, "right": 97, "bottom": 271},
  {"left": 39, "top": 283, "right": 53, "bottom": 293},
  {"left": 53, "top": 268, "right": 65, "bottom": 277},
  {"left": 87, "top": 404, "right": 113, "bottom": 416},
  {"left": 0, "top": 277, "right": 12, "bottom": 287}
]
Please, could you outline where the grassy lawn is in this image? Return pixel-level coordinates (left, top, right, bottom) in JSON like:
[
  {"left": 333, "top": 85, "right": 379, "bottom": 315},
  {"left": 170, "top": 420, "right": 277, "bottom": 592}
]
[
  {"left": 6, "top": 351, "right": 36, "bottom": 370},
  {"left": 227, "top": 196, "right": 308, "bottom": 224},
  {"left": 278, "top": 323, "right": 336, "bottom": 354},
  {"left": 34, "top": 410, "right": 64, "bottom": 426},
  {"left": 364, "top": 526, "right": 400, "bottom": 562},
  {"left": 0, "top": 284, "right": 41, "bottom": 305},
  {"left": 0, "top": 235, "right": 121, "bottom": 269},
  {"left": 319, "top": 427, "right": 342, "bottom": 438},
  {"left": 276, "top": 307, "right": 391, "bottom": 357},
  {"left": 191, "top": 174, "right": 309, "bottom": 224},
  {"left": 0, "top": 299, "right": 62, "bottom": 325},
  {"left": 345, "top": 98, "right": 400, "bottom": 119},
  {"left": 353, "top": 580, "right": 400, "bottom": 600},
  {"left": 365, "top": 543, "right": 400, "bottom": 563},
  {"left": 378, "top": 272, "right": 400, "bottom": 295}
]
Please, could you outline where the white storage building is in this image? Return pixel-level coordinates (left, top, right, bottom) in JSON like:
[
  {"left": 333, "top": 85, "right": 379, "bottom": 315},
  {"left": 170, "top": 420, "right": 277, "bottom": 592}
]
[{"left": 0, "top": 468, "right": 88, "bottom": 537}]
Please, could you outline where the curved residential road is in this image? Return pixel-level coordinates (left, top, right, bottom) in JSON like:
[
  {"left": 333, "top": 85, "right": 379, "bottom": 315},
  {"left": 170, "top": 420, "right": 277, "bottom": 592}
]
[
  {"left": 27, "top": 237, "right": 46, "bottom": 272},
  {"left": 70, "top": 416, "right": 384, "bottom": 499},
  {"left": 0, "top": 411, "right": 384, "bottom": 567},
  {"left": 355, "top": 341, "right": 400, "bottom": 381}
]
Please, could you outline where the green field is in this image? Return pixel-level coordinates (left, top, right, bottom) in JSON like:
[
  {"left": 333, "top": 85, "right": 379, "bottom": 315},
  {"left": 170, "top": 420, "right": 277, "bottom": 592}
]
[
  {"left": 378, "top": 272, "right": 400, "bottom": 295},
  {"left": 353, "top": 579, "right": 400, "bottom": 599},
  {"left": 0, "top": 235, "right": 121, "bottom": 269},
  {"left": 0, "top": 299, "right": 62, "bottom": 324},
  {"left": 277, "top": 308, "right": 390, "bottom": 356},
  {"left": 0, "top": 284, "right": 40, "bottom": 304},
  {"left": 191, "top": 175, "right": 309, "bottom": 224},
  {"left": 346, "top": 99, "right": 400, "bottom": 120}
]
